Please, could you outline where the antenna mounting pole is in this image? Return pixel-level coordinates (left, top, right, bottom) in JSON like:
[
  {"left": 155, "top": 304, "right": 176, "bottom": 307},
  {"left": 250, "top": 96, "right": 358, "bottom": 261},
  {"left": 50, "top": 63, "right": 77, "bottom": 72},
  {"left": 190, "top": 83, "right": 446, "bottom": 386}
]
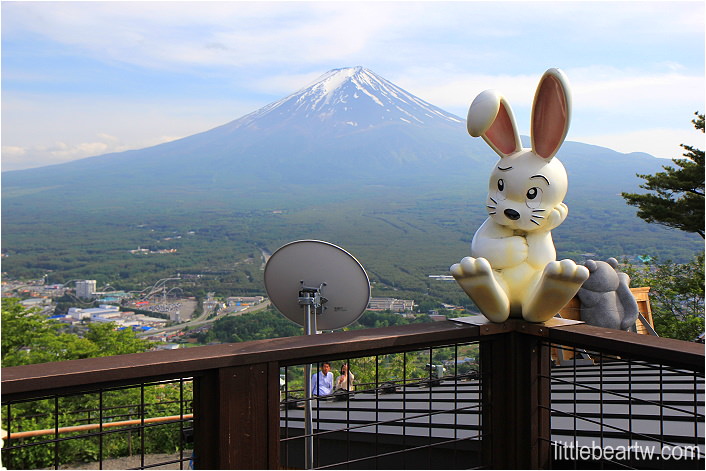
[{"left": 298, "top": 281, "right": 327, "bottom": 469}]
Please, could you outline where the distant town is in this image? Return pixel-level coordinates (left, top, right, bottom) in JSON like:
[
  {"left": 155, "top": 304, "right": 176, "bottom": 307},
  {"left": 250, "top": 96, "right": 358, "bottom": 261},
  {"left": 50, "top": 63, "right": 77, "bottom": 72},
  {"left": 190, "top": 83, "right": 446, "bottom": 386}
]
[{"left": 2, "top": 276, "right": 454, "bottom": 348}]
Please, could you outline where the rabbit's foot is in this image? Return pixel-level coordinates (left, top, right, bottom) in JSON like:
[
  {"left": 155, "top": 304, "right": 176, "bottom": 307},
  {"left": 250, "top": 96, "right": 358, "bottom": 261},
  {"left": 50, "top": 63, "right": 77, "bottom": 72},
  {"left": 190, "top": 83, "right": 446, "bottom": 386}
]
[
  {"left": 523, "top": 260, "right": 589, "bottom": 323},
  {"left": 450, "top": 257, "right": 510, "bottom": 323}
]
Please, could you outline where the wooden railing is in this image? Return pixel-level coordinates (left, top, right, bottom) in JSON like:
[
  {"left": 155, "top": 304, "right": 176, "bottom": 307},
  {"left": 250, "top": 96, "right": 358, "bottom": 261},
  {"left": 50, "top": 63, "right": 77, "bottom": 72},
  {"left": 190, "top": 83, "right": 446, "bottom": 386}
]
[{"left": 2, "top": 318, "right": 703, "bottom": 469}]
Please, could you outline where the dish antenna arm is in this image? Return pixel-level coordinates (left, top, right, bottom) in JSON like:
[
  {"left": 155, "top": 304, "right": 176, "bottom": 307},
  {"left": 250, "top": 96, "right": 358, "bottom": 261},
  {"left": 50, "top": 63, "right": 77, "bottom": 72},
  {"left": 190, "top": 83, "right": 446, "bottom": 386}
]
[{"left": 298, "top": 281, "right": 327, "bottom": 336}]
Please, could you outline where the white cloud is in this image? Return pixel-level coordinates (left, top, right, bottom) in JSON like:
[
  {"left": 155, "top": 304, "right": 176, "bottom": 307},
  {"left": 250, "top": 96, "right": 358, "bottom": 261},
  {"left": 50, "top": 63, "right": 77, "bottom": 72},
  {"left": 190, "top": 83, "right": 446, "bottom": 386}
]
[
  {"left": 7, "top": 1, "right": 697, "bottom": 74},
  {"left": 2, "top": 2, "right": 407, "bottom": 70},
  {"left": 393, "top": 65, "right": 704, "bottom": 138},
  {"left": 97, "top": 133, "right": 119, "bottom": 143},
  {"left": 394, "top": 71, "right": 539, "bottom": 113},
  {"left": 567, "top": 66, "right": 705, "bottom": 112},
  {"left": 1, "top": 146, "right": 27, "bottom": 158},
  {"left": 2, "top": 134, "right": 179, "bottom": 171},
  {"left": 49, "top": 141, "right": 110, "bottom": 159},
  {"left": 396, "top": 64, "right": 704, "bottom": 112},
  {"left": 2, "top": 139, "right": 105, "bottom": 171}
]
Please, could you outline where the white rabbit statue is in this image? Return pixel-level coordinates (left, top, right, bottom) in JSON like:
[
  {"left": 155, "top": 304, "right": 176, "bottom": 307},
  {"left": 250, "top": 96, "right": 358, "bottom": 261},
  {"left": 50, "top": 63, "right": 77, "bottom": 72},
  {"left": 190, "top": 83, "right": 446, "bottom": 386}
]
[{"left": 450, "top": 68, "right": 589, "bottom": 323}]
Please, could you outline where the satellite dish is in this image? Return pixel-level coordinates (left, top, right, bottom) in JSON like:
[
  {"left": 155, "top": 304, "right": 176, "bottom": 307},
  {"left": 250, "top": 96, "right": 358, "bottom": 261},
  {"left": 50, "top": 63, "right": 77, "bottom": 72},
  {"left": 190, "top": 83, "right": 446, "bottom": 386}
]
[
  {"left": 265, "top": 239, "right": 370, "bottom": 469},
  {"left": 264, "top": 240, "right": 370, "bottom": 330}
]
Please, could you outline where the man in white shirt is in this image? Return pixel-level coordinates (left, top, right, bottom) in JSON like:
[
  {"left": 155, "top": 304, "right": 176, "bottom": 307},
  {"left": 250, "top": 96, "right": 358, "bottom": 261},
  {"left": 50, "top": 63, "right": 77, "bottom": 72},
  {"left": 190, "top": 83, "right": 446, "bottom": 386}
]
[{"left": 311, "top": 362, "right": 333, "bottom": 396}]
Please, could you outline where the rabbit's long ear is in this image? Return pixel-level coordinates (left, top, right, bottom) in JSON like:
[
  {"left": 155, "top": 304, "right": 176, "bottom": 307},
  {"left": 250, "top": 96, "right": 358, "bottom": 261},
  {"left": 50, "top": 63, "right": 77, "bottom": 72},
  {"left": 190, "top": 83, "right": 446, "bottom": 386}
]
[
  {"left": 467, "top": 89, "right": 521, "bottom": 158},
  {"left": 531, "top": 68, "right": 571, "bottom": 160}
]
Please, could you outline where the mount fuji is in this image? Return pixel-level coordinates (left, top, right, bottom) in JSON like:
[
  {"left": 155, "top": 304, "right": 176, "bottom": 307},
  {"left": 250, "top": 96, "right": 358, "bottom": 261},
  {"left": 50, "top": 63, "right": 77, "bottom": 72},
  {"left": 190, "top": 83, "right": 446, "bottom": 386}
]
[
  {"left": 3, "top": 66, "right": 663, "bottom": 206},
  {"left": 3, "top": 67, "right": 494, "bottom": 197}
]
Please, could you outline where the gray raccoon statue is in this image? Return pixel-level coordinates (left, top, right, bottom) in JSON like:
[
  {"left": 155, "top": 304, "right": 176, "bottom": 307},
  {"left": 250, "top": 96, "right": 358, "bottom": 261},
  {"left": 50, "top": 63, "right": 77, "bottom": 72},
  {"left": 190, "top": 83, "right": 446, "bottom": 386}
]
[{"left": 577, "top": 258, "right": 639, "bottom": 331}]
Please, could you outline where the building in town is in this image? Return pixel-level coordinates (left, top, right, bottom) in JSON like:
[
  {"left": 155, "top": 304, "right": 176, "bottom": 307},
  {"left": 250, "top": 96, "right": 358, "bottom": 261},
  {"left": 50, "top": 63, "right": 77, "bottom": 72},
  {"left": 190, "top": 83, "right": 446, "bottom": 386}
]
[
  {"left": 367, "top": 297, "right": 415, "bottom": 312},
  {"left": 76, "top": 280, "right": 97, "bottom": 299}
]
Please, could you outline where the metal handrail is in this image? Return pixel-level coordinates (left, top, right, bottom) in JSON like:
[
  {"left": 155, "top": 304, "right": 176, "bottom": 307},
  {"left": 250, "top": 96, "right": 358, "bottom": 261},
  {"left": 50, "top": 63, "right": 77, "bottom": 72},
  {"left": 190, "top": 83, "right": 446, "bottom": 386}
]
[{"left": 1, "top": 414, "right": 194, "bottom": 440}]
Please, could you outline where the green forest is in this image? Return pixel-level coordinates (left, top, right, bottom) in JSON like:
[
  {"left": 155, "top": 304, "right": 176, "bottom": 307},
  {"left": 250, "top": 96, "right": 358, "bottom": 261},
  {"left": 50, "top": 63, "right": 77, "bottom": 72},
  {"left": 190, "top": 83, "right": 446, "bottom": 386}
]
[{"left": 2, "top": 180, "right": 702, "bottom": 307}]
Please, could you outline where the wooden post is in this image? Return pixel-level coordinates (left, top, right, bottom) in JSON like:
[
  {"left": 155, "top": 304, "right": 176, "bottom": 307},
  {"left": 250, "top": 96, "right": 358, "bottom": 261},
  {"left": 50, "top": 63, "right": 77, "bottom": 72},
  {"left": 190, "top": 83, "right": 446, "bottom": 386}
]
[
  {"left": 481, "top": 329, "right": 551, "bottom": 469},
  {"left": 193, "top": 370, "right": 218, "bottom": 469},
  {"left": 193, "top": 362, "right": 280, "bottom": 469}
]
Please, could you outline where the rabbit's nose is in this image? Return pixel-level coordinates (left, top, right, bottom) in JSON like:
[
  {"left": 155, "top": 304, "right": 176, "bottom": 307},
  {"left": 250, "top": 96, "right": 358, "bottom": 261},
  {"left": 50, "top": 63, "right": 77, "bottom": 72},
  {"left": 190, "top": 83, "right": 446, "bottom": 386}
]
[{"left": 504, "top": 209, "right": 520, "bottom": 220}]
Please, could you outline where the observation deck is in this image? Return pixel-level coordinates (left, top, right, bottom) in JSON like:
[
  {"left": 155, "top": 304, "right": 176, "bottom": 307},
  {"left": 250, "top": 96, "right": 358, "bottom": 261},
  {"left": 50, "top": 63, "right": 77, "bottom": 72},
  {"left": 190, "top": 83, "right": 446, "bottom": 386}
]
[{"left": 2, "top": 317, "right": 703, "bottom": 469}]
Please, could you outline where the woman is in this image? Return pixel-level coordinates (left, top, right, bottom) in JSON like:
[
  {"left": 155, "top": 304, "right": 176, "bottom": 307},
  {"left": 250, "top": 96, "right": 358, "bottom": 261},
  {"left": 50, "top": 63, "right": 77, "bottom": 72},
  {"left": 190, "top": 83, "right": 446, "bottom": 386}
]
[{"left": 335, "top": 363, "right": 354, "bottom": 391}]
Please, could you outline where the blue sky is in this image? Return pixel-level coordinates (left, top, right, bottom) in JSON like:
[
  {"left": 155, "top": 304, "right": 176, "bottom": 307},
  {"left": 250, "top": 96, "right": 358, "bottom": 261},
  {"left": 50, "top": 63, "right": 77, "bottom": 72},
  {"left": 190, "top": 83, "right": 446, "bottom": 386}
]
[{"left": 2, "top": 1, "right": 704, "bottom": 171}]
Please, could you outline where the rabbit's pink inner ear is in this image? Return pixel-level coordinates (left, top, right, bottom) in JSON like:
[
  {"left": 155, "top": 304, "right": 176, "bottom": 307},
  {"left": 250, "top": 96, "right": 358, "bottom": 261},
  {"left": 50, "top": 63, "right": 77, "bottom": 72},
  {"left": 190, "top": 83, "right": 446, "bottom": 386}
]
[
  {"left": 532, "top": 75, "right": 568, "bottom": 159},
  {"left": 485, "top": 103, "right": 517, "bottom": 156}
]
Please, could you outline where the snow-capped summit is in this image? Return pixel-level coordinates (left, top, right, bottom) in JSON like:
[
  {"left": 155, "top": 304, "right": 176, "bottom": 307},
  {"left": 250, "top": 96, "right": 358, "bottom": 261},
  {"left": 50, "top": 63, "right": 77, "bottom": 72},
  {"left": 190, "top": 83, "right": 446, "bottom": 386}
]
[{"left": 229, "top": 67, "right": 462, "bottom": 133}]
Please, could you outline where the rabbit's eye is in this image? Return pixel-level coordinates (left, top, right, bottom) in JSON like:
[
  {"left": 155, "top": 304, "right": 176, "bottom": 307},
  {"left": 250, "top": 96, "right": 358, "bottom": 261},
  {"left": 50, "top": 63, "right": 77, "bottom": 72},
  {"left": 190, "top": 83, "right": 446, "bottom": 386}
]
[
  {"left": 526, "top": 187, "right": 543, "bottom": 209},
  {"left": 493, "top": 178, "right": 507, "bottom": 201}
]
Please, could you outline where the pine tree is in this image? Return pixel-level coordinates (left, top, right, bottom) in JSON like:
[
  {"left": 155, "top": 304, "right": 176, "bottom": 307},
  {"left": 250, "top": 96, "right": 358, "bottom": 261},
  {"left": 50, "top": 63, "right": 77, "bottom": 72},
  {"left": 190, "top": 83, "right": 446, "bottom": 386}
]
[{"left": 622, "top": 112, "right": 705, "bottom": 238}]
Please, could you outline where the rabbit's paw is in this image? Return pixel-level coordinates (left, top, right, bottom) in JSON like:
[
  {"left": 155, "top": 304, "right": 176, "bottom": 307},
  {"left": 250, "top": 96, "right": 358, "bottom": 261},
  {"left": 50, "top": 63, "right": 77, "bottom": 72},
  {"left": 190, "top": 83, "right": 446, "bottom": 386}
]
[
  {"left": 500, "top": 235, "right": 529, "bottom": 267},
  {"left": 544, "top": 259, "right": 589, "bottom": 283},
  {"left": 450, "top": 257, "right": 510, "bottom": 323},
  {"left": 450, "top": 256, "right": 494, "bottom": 280},
  {"left": 545, "top": 203, "right": 568, "bottom": 230},
  {"left": 523, "top": 260, "right": 589, "bottom": 323}
]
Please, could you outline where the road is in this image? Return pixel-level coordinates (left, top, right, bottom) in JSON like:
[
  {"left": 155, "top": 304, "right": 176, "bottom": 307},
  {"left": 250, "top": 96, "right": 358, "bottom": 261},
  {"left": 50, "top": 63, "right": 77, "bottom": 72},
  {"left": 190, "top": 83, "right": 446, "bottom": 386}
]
[{"left": 138, "top": 299, "right": 271, "bottom": 337}]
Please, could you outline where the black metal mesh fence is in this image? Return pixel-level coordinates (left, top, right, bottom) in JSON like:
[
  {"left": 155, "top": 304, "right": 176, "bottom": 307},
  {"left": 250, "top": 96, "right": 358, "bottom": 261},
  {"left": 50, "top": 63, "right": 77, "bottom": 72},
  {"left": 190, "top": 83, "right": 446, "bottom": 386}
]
[
  {"left": 279, "top": 341, "right": 483, "bottom": 469},
  {"left": 545, "top": 343, "right": 705, "bottom": 469},
  {"left": 2, "top": 378, "right": 194, "bottom": 470}
]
